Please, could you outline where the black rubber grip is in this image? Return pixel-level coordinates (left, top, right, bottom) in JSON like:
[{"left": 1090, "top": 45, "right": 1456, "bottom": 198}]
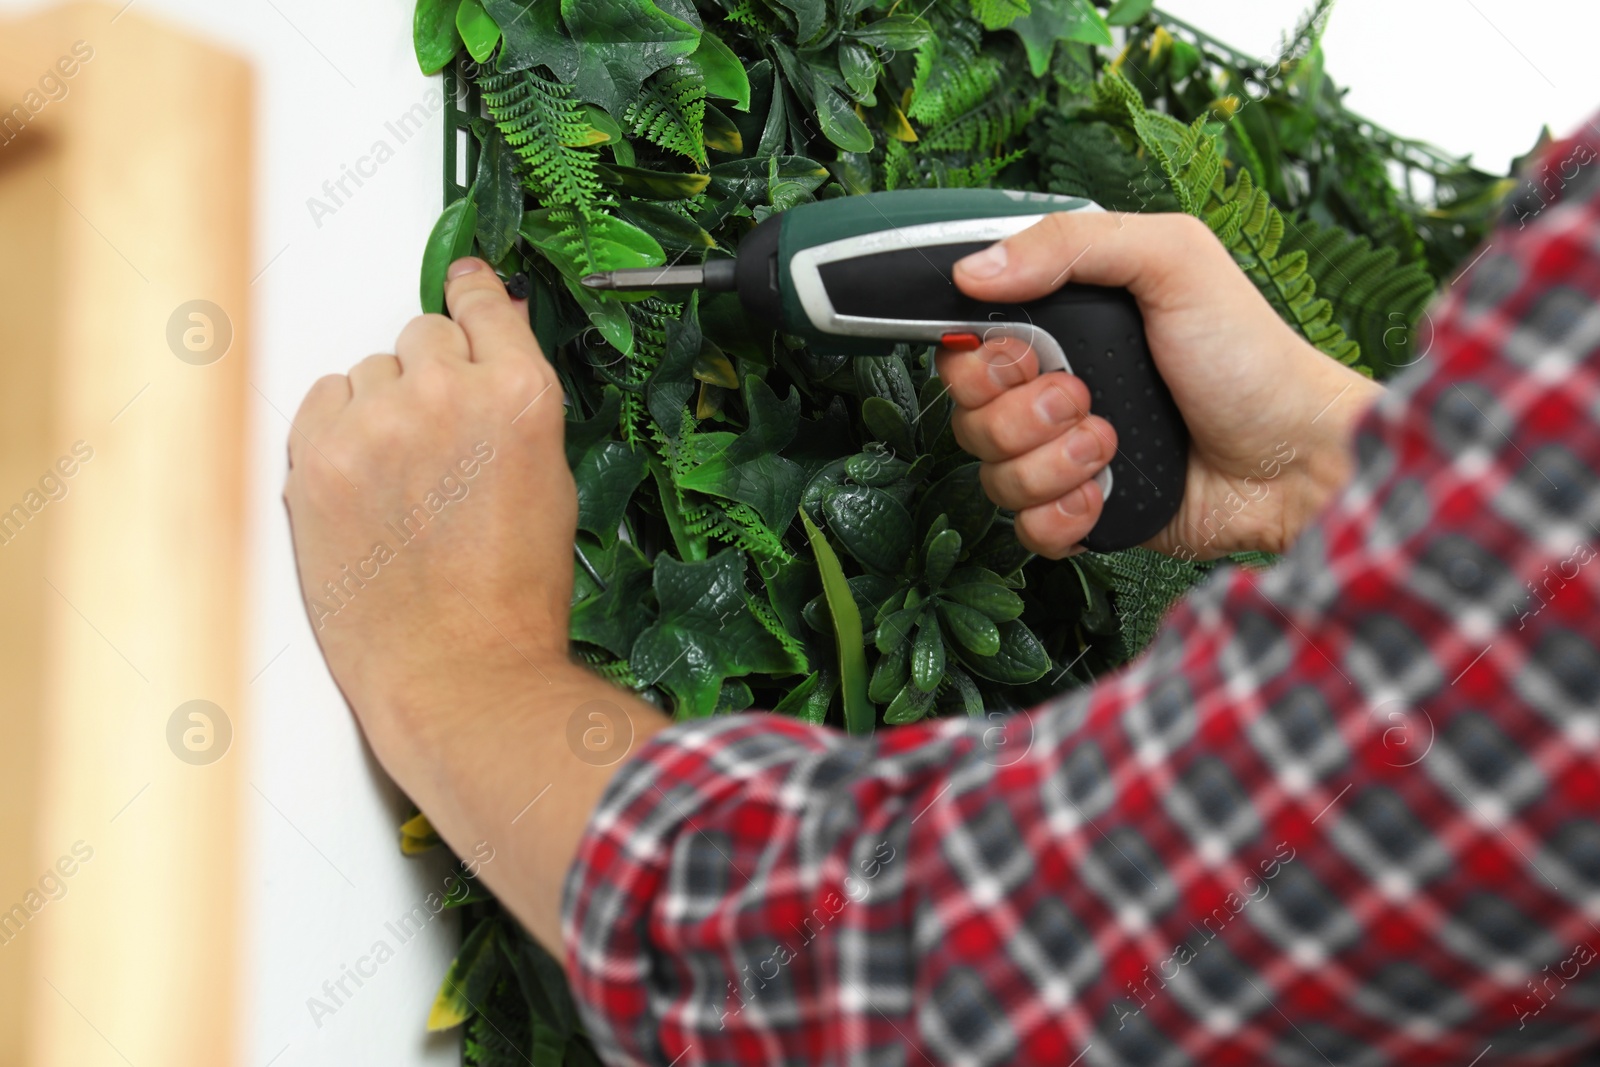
[{"left": 816, "top": 242, "right": 1188, "bottom": 552}]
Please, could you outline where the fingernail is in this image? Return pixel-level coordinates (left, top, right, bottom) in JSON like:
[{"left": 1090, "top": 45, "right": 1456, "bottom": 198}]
[
  {"left": 1057, "top": 487, "right": 1089, "bottom": 518},
  {"left": 956, "top": 242, "right": 1007, "bottom": 279},
  {"left": 1065, "top": 423, "right": 1103, "bottom": 465},
  {"left": 448, "top": 257, "right": 484, "bottom": 279},
  {"left": 1034, "top": 386, "right": 1076, "bottom": 425}
]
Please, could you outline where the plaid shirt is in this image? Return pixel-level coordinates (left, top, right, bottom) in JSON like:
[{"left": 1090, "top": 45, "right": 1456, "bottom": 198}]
[{"left": 561, "top": 117, "right": 1600, "bottom": 1066}]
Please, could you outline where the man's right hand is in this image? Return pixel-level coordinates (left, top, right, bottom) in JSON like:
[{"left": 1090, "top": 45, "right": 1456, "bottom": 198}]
[{"left": 934, "top": 211, "right": 1386, "bottom": 561}]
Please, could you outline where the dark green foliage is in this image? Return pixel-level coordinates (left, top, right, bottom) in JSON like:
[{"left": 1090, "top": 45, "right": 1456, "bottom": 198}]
[{"left": 410, "top": 2, "right": 1523, "bottom": 1061}]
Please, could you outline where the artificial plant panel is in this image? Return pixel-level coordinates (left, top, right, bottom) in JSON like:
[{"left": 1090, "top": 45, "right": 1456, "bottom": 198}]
[{"left": 403, "top": 0, "right": 1520, "bottom": 1060}]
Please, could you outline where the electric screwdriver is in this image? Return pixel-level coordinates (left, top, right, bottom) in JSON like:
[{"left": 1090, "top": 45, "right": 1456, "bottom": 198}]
[{"left": 581, "top": 187, "right": 1188, "bottom": 553}]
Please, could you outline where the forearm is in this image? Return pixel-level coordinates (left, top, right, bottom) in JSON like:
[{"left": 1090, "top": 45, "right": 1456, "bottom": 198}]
[{"left": 373, "top": 658, "right": 670, "bottom": 958}]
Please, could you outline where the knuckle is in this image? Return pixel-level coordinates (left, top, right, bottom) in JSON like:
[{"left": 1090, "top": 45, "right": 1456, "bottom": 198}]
[
  {"left": 1014, "top": 508, "right": 1064, "bottom": 558},
  {"left": 1166, "top": 212, "right": 1217, "bottom": 251},
  {"left": 948, "top": 409, "right": 981, "bottom": 455},
  {"left": 399, "top": 313, "right": 464, "bottom": 349},
  {"left": 1010, "top": 456, "right": 1054, "bottom": 503}
]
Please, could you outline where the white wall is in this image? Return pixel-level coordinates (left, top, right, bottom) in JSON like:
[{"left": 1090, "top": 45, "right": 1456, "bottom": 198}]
[
  {"left": 1160, "top": 0, "right": 1596, "bottom": 175},
  {"left": 0, "top": 1, "right": 1590, "bottom": 1066}
]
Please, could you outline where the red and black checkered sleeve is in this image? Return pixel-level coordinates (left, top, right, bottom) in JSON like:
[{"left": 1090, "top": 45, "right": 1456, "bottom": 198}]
[{"left": 561, "top": 116, "right": 1600, "bottom": 1067}]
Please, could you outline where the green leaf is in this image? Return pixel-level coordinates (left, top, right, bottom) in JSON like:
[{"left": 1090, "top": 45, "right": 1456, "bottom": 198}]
[
  {"left": 456, "top": 0, "right": 502, "bottom": 63},
  {"left": 838, "top": 42, "right": 879, "bottom": 102},
  {"left": 916, "top": 463, "right": 996, "bottom": 551},
  {"left": 800, "top": 511, "right": 873, "bottom": 735},
  {"left": 772, "top": 0, "right": 825, "bottom": 44},
  {"left": 614, "top": 201, "right": 716, "bottom": 253},
  {"left": 1007, "top": 0, "right": 1112, "bottom": 78},
  {"left": 854, "top": 354, "right": 917, "bottom": 427},
  {"left": 860, "top": 396, "right": 914, "bottom": 456},
  {"left": 868, "top": 642, "right": 911, "bottom": 703},
  {"left": 923, "top": 527, "right": 962, "bottom": 589},
  {"left": 943, "top": 582, "right": 1024, "bottom": 622},
  {"left": 630, "top": 550, "right": 802, "bottom": 718},
  {"left": 578, "top": 103, "right": 624, "bottom": 144},
  {"left": 822, "top": 485, "right": 913, "bottom": 577},
  {"left": 768, "top": 151, "right": 829, "bottom": 211},
  {"left": 565, "top": 276, "right": 633, "bottom": 357},
  {"left": 936, "top": 598, "right": 1001, "bottom": 656},
  {"left": 1105, "top": 0, "right": 1155, "bottom": 25},
  {"left": 845, "top": 450, "right": 910, "bottom": 487},
  {"left": 708, "top": 156, "right": 828, "bottom": 208},
  {"left": 689, "top": 30, "right": 751, "bottom": 110},
  {"left": 497, "top": 929, "right": 579, "bottom": 1036},
  {"left": 959, "top": 619, "right": 1049, "bottom": 683},
  {"left": 874, "top": 603, "right": 921, "bottom": 654},
  {"left": 521, "top": 208, "right": 665, "bottom": 279},
  {"left": 704, "top": 103, "right": 744, "bottom": 153},
  {"left": 482, "top": 0, "right": 577, "bottom": 77},
  {"left": 472, "top": 125, "right": 523, "bottom": 264},
  {"left": 597, "top": 162, "right": 711, "bottom": 200},
  {"left": 812, "top": 74, "right": 875, "bottom": 153},
  {"left": 944, "top": 665, "right": 985, "bottom": 717},
  {"left": 570, "top": 539, "right": 656, "bottom": 657},
  {"left": 427, "top": 920, "right": 501, "bottom": 1030},
  {"left": 849, "top": 14, "right": 934, "bottom": 49},
  {"left": 420, "top": 192, "right": 478, "bottom": 314},
  {"left": 414, "top": 0, "right": 464, "bottom": 74},
  {"left": 573, "top": 441, "right": 648, "bottom": 545},
  {"left": 910, "top": 615, "right": 945, "bottom": 692},
  {"left": 884, "top": 680, "right": 936, "bottom": 725},
  {"left": 561, "top": 0, "right": 703, "bottom": 116},
  {"left": 678, "top": 376, "right": 806, "bottom": 528}
]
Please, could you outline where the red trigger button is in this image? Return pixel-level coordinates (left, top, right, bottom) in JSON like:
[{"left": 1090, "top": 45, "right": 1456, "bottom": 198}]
[{"left": 940, "top": 331, "right": 981, "bottom": 351}]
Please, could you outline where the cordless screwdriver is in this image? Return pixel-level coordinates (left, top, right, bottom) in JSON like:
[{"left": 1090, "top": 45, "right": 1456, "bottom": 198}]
[{"left": 580, "top": 188, "right": 1187, "bottom": 553}]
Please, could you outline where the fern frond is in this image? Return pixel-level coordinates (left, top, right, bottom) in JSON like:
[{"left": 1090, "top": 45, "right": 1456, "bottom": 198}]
[
  {"left": 968, "top": 0, "right": 1029, "bottom": 30},
  {"left": 681, "top": 497, "right": 791, "bottom": 561},
  {"left": 920, "top": 91, "right": 1042, "bottom": 153},
  {"left": 907, "top": 38, "right": 996, "bottom": 127},
  {"left": 577, "top": 648, "right": 643, "bottom": 687},
  {"left": 1279, "top": 216, "right": 1438, "bottom": 374},
  {"left": 1035, "top": 116, "right": 1178, "bottom": 213},
  {"left": 479, "top": 68, "right": 604, "bottom": 213},
  {"left": 883, "top": 138, "right": 917, "bottom": 191},
  {"left": 625, "top": 63, "right": 708, "bottom": 168},
  {"left": 934, "top": 148, "right": 1029, "bottom": 188},
  {"left": 746, "top": 588, "right": 807, "bottom": 668},
  {"left": 1090, "top": 548, "right": 1214, "bottom": 657},
  {"left": 462, "top": 971, "right": 529, "bottom": 1067},
  {"left": 619, "top": 298, "right": 678, "bottom": 445}
]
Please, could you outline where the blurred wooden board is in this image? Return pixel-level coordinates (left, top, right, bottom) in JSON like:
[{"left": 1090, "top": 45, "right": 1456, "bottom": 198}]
[{"left": 0, "top": 5, "right": 251, "bottom": 1065}]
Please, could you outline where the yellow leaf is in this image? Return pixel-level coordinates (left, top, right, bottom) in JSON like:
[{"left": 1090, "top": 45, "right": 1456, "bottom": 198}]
[
  {"left": 1208, "top": 95, "right": 1241, "bottom": 120},
  {"left": 399, "top": 811, "right": 440, "bottom": 854},
  {"left": 695, "top": 382, "right": 725, "bottom": 419},
  {"left": 884, "top": 99, "right": 917, "bottom": 143},
  {"left": 565, "top": 125, "right": 613, "bottom": 147},
  {"left": 692, "top": 342, "right": 740, "bottom": 388},
  {"left": 426, "top": 922, "right": 500, "bottom": 1031},
  {"left": 1147, "top": 25, "right": 1173, "bottom": 60}
]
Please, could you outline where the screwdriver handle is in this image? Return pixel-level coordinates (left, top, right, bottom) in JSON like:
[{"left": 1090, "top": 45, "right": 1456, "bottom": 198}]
[{"left": 808, "top": 240, "right": 1189, "bottom": 552}]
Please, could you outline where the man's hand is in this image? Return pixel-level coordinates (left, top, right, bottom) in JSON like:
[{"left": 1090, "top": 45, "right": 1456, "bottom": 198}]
[
  {"left": 283, "top": 258, "right": 667, "bottom": 955},
  {"left": 283, "top": 258, "right": 574, "bottom": 749},
  {"left": 935, "top": 212, "right": 1385, "bottom": 560}
]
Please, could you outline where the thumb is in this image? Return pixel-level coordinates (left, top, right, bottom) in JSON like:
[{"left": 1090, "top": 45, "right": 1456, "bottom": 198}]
[
  {"left": 443, "top": 257, "right": 545, "bottom": 366},
  {"left": 950, "top": 211, "right": 1221, "bottom": 306}
]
